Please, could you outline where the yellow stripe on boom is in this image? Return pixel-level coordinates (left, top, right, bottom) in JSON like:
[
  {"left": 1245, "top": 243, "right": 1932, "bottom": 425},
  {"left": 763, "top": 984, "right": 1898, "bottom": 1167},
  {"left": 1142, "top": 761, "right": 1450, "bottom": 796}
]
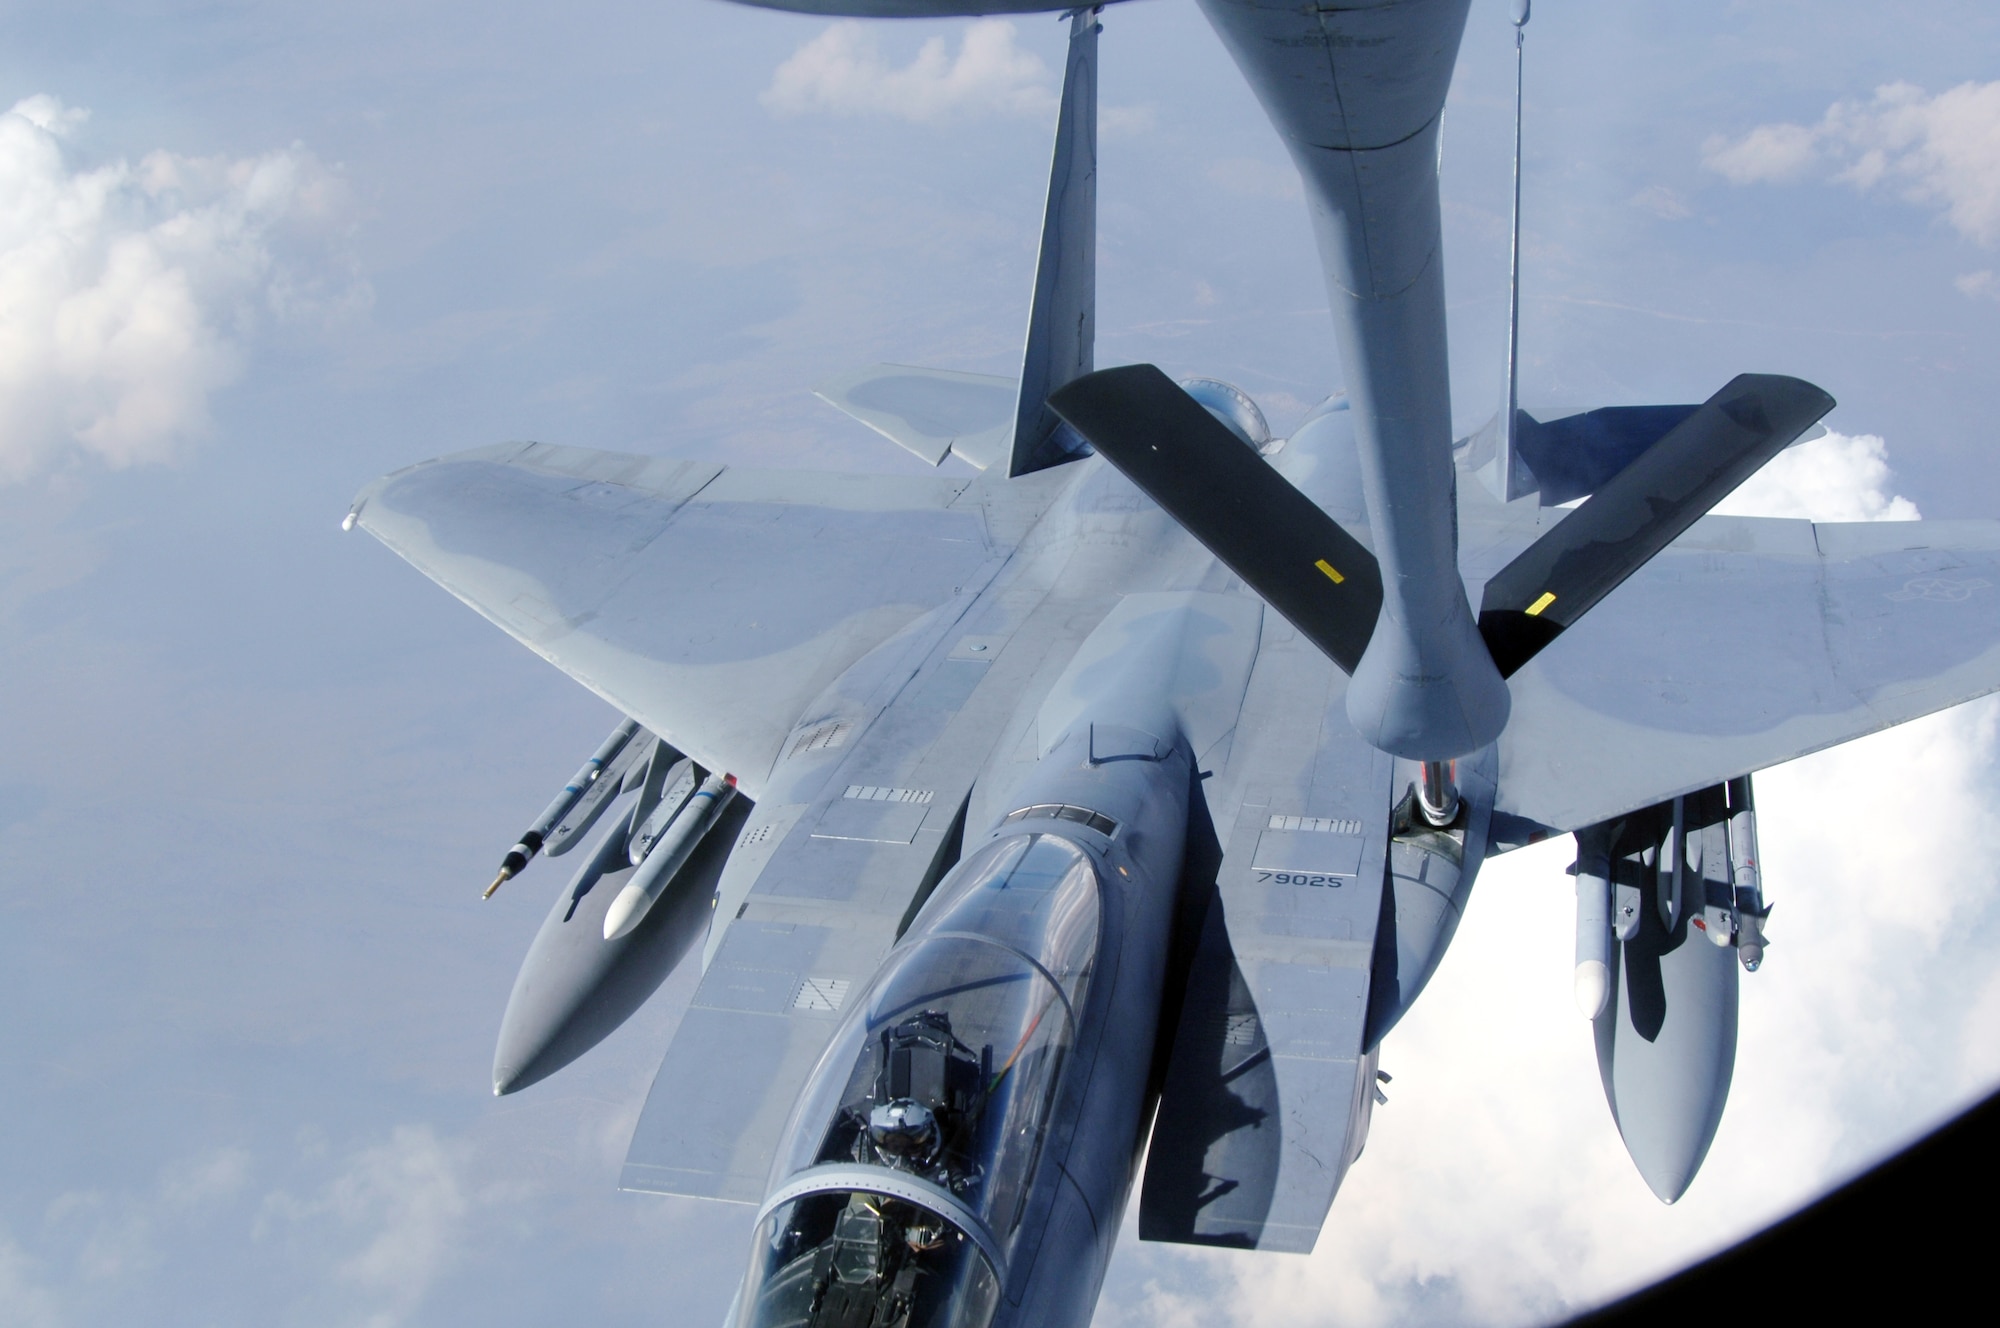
[
  {"left": 1315, "top": 559, "right": 1346, "bottom": 585},
  {"left": 1525, "top": 591, "right": 1557, "bottom": 617}
]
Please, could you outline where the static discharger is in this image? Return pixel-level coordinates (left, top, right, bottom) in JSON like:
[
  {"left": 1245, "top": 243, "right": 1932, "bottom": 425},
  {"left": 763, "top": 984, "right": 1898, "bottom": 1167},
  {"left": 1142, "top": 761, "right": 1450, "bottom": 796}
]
[
  {"left": 602, "top": 772, "right": 739, "bottom": 940},
  {"left": 484, "top": 719, "right": 641, "bottom": 898}
]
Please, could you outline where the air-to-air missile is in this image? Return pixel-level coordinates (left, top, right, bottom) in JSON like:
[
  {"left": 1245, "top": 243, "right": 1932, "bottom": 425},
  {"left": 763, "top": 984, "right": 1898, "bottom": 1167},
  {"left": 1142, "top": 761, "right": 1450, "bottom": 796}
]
[
  {"left": 1578, "top": 778, "right": 1769, "bottom": 1201},
  {"left": 542, "top": 727, "right": 657, "bottom": 857},
  {"left": 604, "top": 771, "right": 739, "bottom": 940},
  {"left": 479, "top": 725, "right": 754, "bottom": 1094},
  {"left": 1656, "top": 797, "right": 1686, "bottom": 931},
  {"left": 627, "top": 757, "right": 698, "bottom": 866},
  {"left": 1726, "top": 776, "right": 1772, "bottom": 970},
  {"left": 483, "top": 718, "right": 642, "bottom": 897},
  {"left": 1573, "top": 824, "right": 1615, "bottom": 1019}
]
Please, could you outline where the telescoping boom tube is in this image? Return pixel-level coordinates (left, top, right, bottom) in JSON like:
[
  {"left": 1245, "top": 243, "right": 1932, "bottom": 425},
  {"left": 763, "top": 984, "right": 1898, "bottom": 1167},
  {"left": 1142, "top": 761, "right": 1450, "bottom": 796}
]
[{"left": 485, "top": 719, "right": 642, "bottom": 898}]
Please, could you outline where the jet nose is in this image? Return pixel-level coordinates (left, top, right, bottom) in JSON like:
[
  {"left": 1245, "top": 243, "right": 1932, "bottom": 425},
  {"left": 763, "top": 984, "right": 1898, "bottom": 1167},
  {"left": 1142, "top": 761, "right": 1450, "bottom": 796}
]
[{"left": 1621, "top": 1117, "right": 1707, "bottom": 1204}]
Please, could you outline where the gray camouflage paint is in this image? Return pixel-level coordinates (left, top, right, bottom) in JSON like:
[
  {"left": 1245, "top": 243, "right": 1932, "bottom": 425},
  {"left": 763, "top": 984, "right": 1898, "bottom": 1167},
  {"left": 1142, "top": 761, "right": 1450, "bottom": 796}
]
[{"left": 347, "top": 0, "right": 2000, "bottom": 1322}]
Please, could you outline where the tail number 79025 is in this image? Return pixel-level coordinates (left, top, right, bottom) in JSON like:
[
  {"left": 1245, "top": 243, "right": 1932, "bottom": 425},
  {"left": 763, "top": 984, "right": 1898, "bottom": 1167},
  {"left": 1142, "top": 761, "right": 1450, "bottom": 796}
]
[{"left": 1258, "top": 871, "right": 1347, "bottom": 888}]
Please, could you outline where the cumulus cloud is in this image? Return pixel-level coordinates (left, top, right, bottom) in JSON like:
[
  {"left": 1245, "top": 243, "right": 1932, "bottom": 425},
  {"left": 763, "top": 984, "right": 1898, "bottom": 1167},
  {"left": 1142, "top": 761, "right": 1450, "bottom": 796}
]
[
  {"left": 1712, "top": 428, "right": 1920, "bottom": 521},
  {"left": 1629, "top": 183, "right": 1693, "bottom": 220},
  {"left": 11, "top": 1130, "right": 504, "bottom": 1327},
  {"left": 41, "top": 1144, "right": 253, "bottom": 1283},
  {"left": 0, "top": 1234, "right": 63, "bottom": 1328},
  {"left": 260, "top": 1125, "right": 470, "bottom": 1324},
  {"left": 1103, "top": 429, "right": 2000, "bottom": 1325},
  {"left": 763, "top": 20, "right": 1057, "bottom": 122},
  {"left": 1703, "top": 81, "right": 2000, "bottom": 245},
  {"left": 159, "top": 1146, "right": 253, "bottom": 1209},
  {"left": 0, "top": 95, "right": 360, "bottom": 482},
  {"left": 1702, "top": 120, "right": 1823, "bottom": 184}
]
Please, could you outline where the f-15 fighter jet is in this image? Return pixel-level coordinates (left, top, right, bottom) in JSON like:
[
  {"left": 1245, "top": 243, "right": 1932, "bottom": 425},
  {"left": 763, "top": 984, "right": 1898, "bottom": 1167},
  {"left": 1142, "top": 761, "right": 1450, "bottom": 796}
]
[{"left": 344, "top": 1, "right": 2000, "bottom": 1324}]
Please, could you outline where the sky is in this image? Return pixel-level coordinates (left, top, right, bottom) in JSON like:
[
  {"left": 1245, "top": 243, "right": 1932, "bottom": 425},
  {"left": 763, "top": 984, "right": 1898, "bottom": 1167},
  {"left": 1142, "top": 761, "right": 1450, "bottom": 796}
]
[{"left": 0, "top": 1, "right": 1997, "bottom": 1324}]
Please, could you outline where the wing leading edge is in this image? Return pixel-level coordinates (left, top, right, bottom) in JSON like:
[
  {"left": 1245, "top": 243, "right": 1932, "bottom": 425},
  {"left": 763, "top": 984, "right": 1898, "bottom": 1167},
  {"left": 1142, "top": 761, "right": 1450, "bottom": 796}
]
[
  {"left": 349, "top": 442, "right": 1017, "bottom": 797},
  {"left": 1495, "top": 515, "right": 2000, "bottom": 831}
]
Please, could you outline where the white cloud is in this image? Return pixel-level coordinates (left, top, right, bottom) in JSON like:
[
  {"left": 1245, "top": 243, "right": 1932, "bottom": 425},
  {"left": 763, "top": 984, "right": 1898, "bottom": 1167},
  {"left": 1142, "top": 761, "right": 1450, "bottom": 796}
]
[
  {"left": 41, "top": 1144, "right": 255, "bottom": 1283},
  {"left": 0, "top": 95, "right": 361, "bottom": 483},
  {"left": 0, "top": 1233, "right": 63, "bottom": 1328},
  {"left": 1704, "top": 81, "right": 2000, "bottom": 245},
  {"left": 762, "top": 20, "right": 1057, "bottom": 123},
  {"left": 1712, "top": 428, "right": 1920, "bottom": 521},
  {"left": 1959, "top": 967, "right": 2000, "bottom": 1088},
  {"left": 159, "top": 1146, "right": 252, "bottom": 1209},
  {"left": 1956, "top": 268, "right": 1997, "bottom": 299},
  {"left": 259, "top": 1126, "right": 470, "bottom": 1326},
  {"left": 1701, "top": 120, "right": 1822, "bottom": 184},
  {"left": 1104, "top": 429, "right": 2000, "bottom": 1324},
  {"left": 1630, "top": 183, "right": 1693, "bottom": 219}
]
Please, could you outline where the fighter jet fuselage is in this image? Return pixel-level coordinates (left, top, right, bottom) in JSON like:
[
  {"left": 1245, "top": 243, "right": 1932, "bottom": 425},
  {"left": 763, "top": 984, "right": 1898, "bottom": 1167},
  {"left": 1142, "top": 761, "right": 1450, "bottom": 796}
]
[
  {"left": 345, "top": 1, "right": 2000, "bottom": 1325},
  {"left": 694, "top": 412, "right": 1432, "bottom": 1326}
]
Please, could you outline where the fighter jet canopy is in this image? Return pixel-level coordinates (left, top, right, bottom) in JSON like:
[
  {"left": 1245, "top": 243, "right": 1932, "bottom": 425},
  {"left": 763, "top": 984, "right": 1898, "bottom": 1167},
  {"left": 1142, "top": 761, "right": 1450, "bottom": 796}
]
[{"left": 734, "top": 835, "right": 1103, "bottom": 1324}]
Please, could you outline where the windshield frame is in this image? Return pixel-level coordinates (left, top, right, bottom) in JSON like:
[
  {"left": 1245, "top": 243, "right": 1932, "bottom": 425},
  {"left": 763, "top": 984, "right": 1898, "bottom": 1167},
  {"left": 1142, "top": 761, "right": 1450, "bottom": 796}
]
[
  {"left": 756, "top": 1164, "right": 1006, "bottom": 1275},
  {"left": 764, "top": 833, "right": 1106, "bottom": 1252}
]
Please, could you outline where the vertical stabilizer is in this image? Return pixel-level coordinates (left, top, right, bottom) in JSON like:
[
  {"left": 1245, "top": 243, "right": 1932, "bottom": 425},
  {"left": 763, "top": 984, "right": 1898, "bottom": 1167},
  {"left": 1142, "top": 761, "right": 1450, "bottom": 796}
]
[
  {"left": 1480, "top": 0, "right": 1537, "bottom": 502},
  {"left": 1007, "top": 8, "right": 1099, "bottom": 478}
]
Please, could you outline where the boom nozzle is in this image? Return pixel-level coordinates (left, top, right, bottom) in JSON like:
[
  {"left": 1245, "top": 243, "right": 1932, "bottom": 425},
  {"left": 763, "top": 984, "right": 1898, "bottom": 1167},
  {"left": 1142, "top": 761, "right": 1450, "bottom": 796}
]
[{"left": 1415, "top": 760, "right": 1461, "bottom": 827}]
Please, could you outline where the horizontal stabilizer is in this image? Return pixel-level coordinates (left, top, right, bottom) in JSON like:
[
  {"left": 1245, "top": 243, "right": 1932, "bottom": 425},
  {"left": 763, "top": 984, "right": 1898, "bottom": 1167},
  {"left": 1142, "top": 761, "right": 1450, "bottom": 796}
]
[
  {"left": 1049, "top": 364, "right": 1384, "bottom": 672},
  {"left": 813, "top": 364, "right": 1016, "bottom": 471},
  {"left": 1478, "top": 373, "right": 1834, "bottom": 677}
]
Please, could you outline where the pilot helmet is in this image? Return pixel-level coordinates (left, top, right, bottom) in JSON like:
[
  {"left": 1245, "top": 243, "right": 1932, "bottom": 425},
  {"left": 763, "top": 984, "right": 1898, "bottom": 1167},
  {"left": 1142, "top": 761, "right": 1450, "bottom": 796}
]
[{"left": 867, "top": 1098, "right": 941, "bottom": 1167}]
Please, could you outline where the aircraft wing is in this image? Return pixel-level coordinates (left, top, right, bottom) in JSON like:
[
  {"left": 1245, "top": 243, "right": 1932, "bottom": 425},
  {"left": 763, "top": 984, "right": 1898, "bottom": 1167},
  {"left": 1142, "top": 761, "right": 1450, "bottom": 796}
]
[
  {"left": 1487, "top": 514, "right": 2000, "bottom": 831},
  {"left": 350, "top": 442, "right": 1019, "bottom": 798},
  {"left": 814, "top": 364, "right": 1017, "bottom": 471}
]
